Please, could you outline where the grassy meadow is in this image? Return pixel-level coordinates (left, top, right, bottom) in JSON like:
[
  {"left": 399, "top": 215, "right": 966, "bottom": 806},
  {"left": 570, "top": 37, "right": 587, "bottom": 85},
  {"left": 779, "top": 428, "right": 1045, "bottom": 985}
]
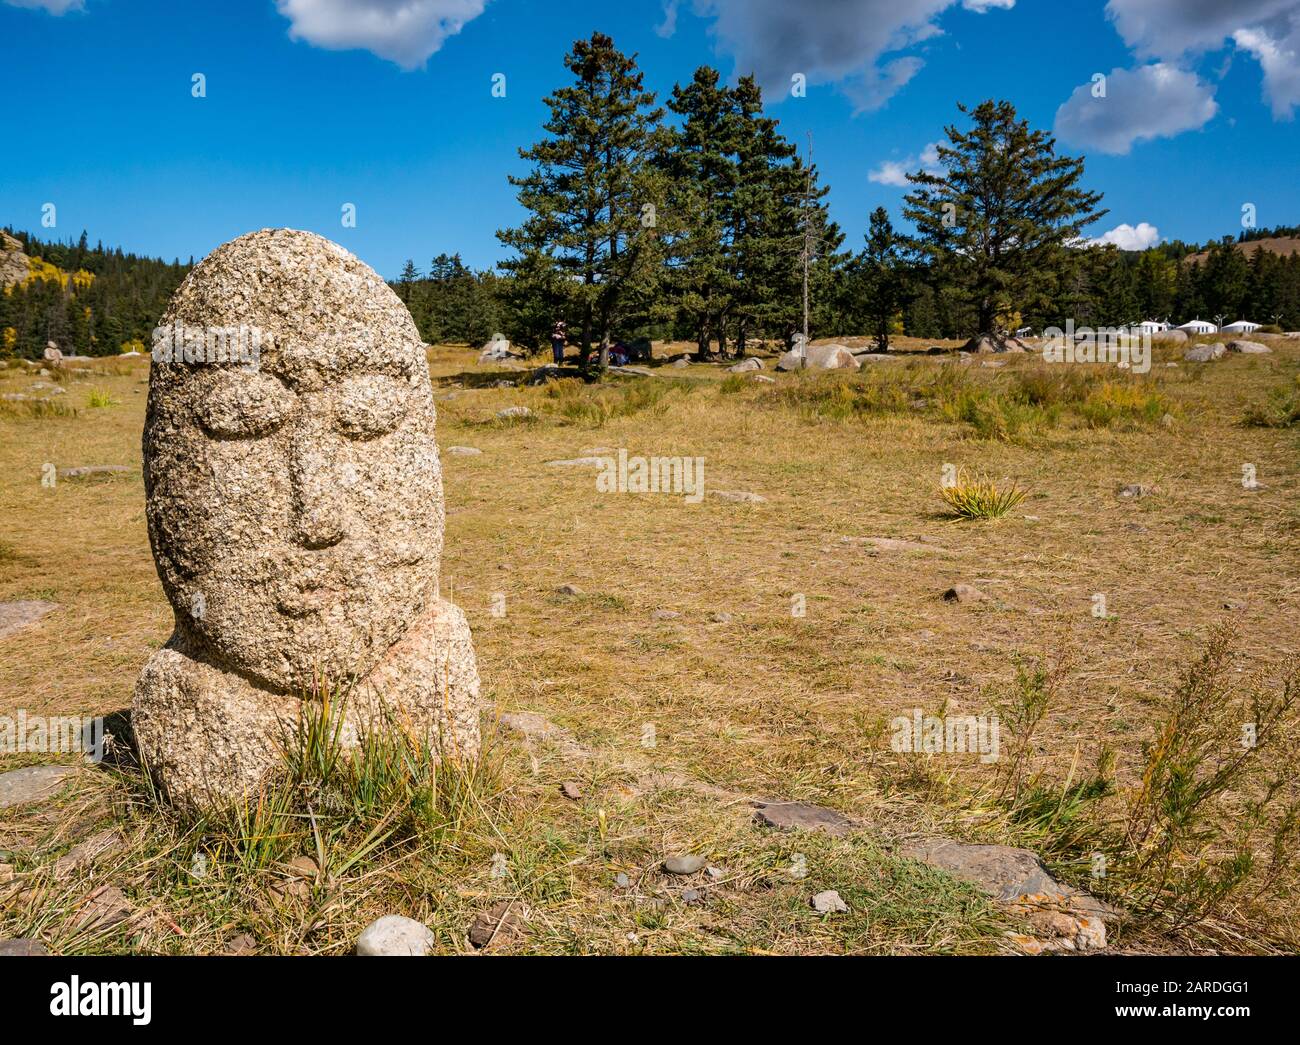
[{"left": 1, "top": 334, "right": 1298, "bottom": 954}]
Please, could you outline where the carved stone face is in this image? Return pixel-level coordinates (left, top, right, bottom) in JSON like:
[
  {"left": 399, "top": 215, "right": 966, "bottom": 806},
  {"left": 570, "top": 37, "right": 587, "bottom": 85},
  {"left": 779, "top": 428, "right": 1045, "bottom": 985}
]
[{"left": 143, "top": 229, "right": 443, "bottom": 692}]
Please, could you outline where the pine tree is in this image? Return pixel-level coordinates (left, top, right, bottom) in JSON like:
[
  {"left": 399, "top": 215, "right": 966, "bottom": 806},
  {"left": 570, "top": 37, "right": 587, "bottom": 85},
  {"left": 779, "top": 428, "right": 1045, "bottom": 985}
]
[
  {"left": 497, "top": 32, "right": 668, "bottom": 369},
  {"left": 903, "top": 100, "right": 1105, "bottom": 344},
  {"left": 848, "top": 207, "right": 904, "bottom": 350}
]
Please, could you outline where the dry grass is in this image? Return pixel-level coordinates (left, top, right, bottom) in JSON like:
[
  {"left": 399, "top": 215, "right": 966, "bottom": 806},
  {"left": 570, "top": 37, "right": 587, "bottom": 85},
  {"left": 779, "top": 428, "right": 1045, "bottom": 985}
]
[{"left": 2, "top": 336, "right": 1298, "bottom": 954}]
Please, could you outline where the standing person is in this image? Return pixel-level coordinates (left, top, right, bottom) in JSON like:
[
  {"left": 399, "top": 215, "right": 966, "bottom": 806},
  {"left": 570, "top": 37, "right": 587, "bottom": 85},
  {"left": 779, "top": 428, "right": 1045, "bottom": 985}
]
[{"left": 550, "top": 319, "right": 567, "bottom": 365}]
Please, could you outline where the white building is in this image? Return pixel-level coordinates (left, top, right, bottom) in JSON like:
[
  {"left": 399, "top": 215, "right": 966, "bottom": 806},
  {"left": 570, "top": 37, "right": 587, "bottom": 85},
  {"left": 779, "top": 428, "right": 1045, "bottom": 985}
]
[
  {"left": 1221, "top": 320, "right": 1261, "bottom": 334},
  {"left": 1177, "top": 319, "right": 1218, "bottom": 334},
  {"left": 1134, "top": 320, "right": 1170, "bottom": 334}
]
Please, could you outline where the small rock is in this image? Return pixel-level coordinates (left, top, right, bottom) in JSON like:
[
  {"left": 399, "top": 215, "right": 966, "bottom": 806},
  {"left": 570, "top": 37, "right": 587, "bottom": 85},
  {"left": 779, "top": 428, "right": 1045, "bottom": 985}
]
[
  {"left": 1223, "top": 600, "right": 1247, "bottom": 612},
  {"left": 468, "top": 901, "right": 525, "bottom": 949},
  {"left": 496, "top": 406, "right": 532, "bottom": 419},
  {"left": 1226, "top": 340, "right": 1271, "bottom": 354},
  {"left": 75, "top": 884, "right": 133, "bottom": 930},
  {"left": 57, "top": 465, "right": 131, "bottom": 480},
  {"left": 709, "top": 611, "right": 732, "bottom": 624},
  {"left": 1117, "top": 483, "right": 1153, "bottom": 499},
  {"left": 559, "top": 781, "right": 584, "bottom": 801},
  {"left": 0, "top": 938, "right": 49, "bottom": 956},
  {"left": 671, "top": 359, "right": 690, "bottom": 369},
  {"left": 356, "top": 914, "right": 435, "bottom": 956},
  {"left": 1184, "top": 343, "right": 1226, "bottom": 362},
  {"left": 943, "top": 584, "right": 984, "bottom": 604},
  {"left": 0, "top": 765, "right": 77, "bottom": 809},
  {"left": 0, "top": 601, "right": 60, "bottom": 642},
  {"left": 727, "top": 358, "right": 762, "bottom": 372},
  {"left": 445, "top": 446, "right": 482, "bottom": 456},
  {"left": 555, "top": 583, "right": 583, "bottom": 596},
  {"left": 270, "top": 855, "right": 318, "bottom": 902},
  {"left": 810, "top": 889, "right": 849, "bottom": 914},
  {"left": 222, "top": 933, "right": 258, "bottom": 955},
  {"left": 53, "top": 829, "right": 123, "bottom": 880},
  {"left": 706, "top": 865, "right": 724, "bottom": 879},
  {"left": 652, "top": 609, "right": 681, "bottom": 621},
  {"left": 752, "top": 801, "right": 855, "bottom": 837},
  {"left": 750, "top": 374, "right": 776, "bottom": 383},
  {"left": 663, "top": 854, "right": 707, "bottom": 875},
  {"left": 614, "top": 872, "right": 630, "bottom": 888},
  {"left": 709, "top": 489, "right": 767, "bottom": 504},
  {"left": 681, "top": 888, "right": 703, "bottom": 904}
]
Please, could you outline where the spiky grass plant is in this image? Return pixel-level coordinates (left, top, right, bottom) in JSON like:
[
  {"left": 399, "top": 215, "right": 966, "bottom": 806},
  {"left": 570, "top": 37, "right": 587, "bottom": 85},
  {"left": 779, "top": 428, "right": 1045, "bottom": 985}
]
[{"left": 939, "top": 467, "right": 1028, "bottom": 520}]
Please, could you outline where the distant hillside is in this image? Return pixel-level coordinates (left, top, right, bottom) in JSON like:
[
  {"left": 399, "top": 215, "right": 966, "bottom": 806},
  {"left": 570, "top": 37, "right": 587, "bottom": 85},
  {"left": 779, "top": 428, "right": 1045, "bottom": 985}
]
[
  {"left": 1184, "top": 236, "right": 1300, "bottom": 267},
  {"left": 0, "top": 229, "right": 192, "bottom": 359}
]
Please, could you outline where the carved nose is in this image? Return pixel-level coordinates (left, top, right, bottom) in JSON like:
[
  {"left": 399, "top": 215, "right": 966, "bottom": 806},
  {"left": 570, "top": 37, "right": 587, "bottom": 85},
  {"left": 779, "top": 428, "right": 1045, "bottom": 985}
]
[{"left": 290, "top": 415, "right": 344, "bottom": 549}]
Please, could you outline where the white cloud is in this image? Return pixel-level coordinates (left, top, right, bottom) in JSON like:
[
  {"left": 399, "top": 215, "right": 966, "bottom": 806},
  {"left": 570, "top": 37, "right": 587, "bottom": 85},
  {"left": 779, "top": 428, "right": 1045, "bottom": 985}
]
[
  {"left": 1233, "top": 25, "right": 1300, "bottom": 118},
  {"left": 686, "top": 0, "right": 1014, "bottom": 112},
  {"left": 1104, "top": 0, "right": 1300, "bottom": 118},
  {"left": 868, "top": 141, "right": 942, "bottom": 186},
  {"left": 275, "top": 0, "right": 489, "bottom": 70},
  {"left": 1090, "top": 221, "right": 1161, "bottom": 250},
  {"left": 1053, "top": 63, "right": 1218, "bottom": 154},
  {"left": 3, "top": 0, "right": 85, "bottom": 13}
]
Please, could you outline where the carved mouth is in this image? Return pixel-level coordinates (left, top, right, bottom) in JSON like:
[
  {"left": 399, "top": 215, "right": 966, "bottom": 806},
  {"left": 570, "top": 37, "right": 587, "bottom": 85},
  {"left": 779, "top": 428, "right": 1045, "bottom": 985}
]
[{"left": 275, "top": 582, "right": 347, "bottom": 618}]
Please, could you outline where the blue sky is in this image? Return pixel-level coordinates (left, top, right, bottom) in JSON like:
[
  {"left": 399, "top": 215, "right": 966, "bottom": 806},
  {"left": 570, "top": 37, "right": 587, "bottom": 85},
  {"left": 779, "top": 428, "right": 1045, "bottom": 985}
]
[{"left": 2, "top": 0, "right": 1298, "bottom": 279}]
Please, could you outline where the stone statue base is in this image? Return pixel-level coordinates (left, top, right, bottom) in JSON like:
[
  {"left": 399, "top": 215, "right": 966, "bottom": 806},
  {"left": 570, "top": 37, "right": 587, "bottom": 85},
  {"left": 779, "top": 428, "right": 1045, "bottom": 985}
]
[{"left": 132, "top": 598, "right": 481, "bottom": 808}]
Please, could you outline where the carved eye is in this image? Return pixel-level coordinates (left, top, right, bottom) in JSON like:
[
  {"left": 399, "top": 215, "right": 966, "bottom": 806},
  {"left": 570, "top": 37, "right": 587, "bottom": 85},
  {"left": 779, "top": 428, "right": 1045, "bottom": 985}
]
[
  {"left": 197, "top": 371, "right": 295, "bottom": 439},
  {"left": 334, "top": 375, "right": 409, "bottom": 440}
]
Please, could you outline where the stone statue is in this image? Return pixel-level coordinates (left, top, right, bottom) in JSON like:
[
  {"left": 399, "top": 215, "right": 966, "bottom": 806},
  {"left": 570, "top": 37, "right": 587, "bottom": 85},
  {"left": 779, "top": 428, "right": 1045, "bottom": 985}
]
[{"left": 132, "top": 229, "right": 480, "bottom": 807}]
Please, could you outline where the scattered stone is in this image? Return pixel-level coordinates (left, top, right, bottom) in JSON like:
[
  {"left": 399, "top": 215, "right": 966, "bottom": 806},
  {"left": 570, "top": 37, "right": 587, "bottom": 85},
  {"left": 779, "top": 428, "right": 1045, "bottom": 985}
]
[
  {"left": 776, "top": 343, "right": 859, "bottom": 371},
  {"left": 555, "top": 583, "right": 583, "bottom": 596},
  {"left": 1153, "top": 328, "right": 1188, "bottom": 344},
  {"left": 57, "top": 465, "right": 131, "bottom": 480},
  {"left": 681, "top": 888, "right": 703, "bottom": 904},
  {"left": 810, "top": 889, "right": 849, "bottom": 914},
  {"left": 750, "top": 374, "right": 775, "bottom": 383},
  {"left": 663, "top": 854, "right": 708, "bottom": 875},
  {"left": 752, "top": 800, "right": 856, "bottom": 837},
  {"left": 53, "top": 829, "right": 124, "bottom": 880},
  {"left": 75, "top": 884, "right": 133, "bottom": 930},
  {"left": 497, "top": 405, "right": 533, "bottom": 419},
  {"left": 270, "top": 855, "right": 319, "bottom": 903},
  {"left": 709, "top": 489, "right": 766, "bottom": 504},
  {"left": 468, "top": 901, "right": 526, "bottom": 949},
  {"left": 966, "top": 334, "right": 1028, "bottom": 354},
  {"left": 1117, "top": 483, "right": 1154, "bottom": 499},
  {"left": 980, "top": 359, "right": 1007, "bottom": 368},
  {"left": 560, "top": 781, "right": 584, "bottom": 801},
  {"left": 614, "top": 872, "right": 630, "bottom": 888},
  {"left": 671, "top": 358, "right": 690, "bottom": 369},
  {"left": 0, "top": 939, "right": 49, "bottom": 956},
  {"left": 0, "top": 600, "right": 59, "bottom": 641},
  {"left": 222, "top": 933, "right": 257, "bottom": 955},
  {"left": 356, "top": 914, "right": 436, "bottom": 956},
  {"left": 1223, "top": 600, "right": 1248, "bottom": 612},
  {"left": 0, "top": 765, "right": 77, "bottom": 810},
  {"left": 43, "top": 345, "right": 63, "bottom": 364},
  {"left": 1226, "top": 339, "right": 1271, "bottom": 354},
  {"left": 131, "top": 229, "right": 481, "bottom": 808},
  {"left": 1184, "top": 343, "right": 1226, "bottom": 362},
  {"left": 477, "top": 336, "right": 515, "bottom": 363},
  {"left": 727, "top": 358, "right": 762, "bottom": 372},
  {"left": 706, "top": 865, "right": 724, "bottom": 880},
  {"left": 652, "top": 609, "right": 681, "bottom": 621},
  {"left": 445, "top": 446, "right": 482, "bottom": 455},
  {"left": 844, "top": 536, "right": 948, "bottom": 555},
  {"left": 709, "top": 611, "right": 733, "bottom": 624},
  {"left": 546, "top": 456, "right": 608, "bottom": 467},
  {"left": 943, "top": 583, "right": 985, "bottom": 604}
]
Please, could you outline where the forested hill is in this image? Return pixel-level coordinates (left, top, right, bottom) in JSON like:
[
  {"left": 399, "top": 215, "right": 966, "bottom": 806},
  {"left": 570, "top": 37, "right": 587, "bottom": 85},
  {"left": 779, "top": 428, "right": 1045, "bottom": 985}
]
[{"left": 0, "top": 228, "right": 192, "bottom": 358}]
